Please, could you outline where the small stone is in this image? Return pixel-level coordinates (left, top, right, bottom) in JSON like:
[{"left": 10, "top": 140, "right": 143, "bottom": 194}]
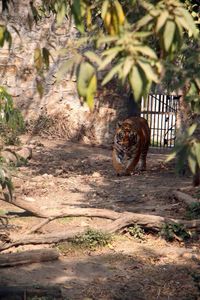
[
  {"left": 16, "top": 147, "right": 32, "bottom": 160},
  {"left": 92, "top": 172, "right": 101, "bottom": 178}
]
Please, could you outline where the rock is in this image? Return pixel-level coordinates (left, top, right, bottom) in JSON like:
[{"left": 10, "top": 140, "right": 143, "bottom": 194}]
[
  {"left": 92, "top": 172, "right": 101, "bottom": 178},
  {"left": 16, "top": 147, "right": 32, "bottom": 160},
  {"left": 1, "top": 150, "right": 18, "bottom": 164}
]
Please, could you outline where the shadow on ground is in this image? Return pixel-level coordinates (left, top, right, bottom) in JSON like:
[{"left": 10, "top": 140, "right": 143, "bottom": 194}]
[
  {"left": 0, "top": 247, "right": 199, "bottom": 300},
  {"left": 16, "top": 137, "right": 192, "bottom": 218}
]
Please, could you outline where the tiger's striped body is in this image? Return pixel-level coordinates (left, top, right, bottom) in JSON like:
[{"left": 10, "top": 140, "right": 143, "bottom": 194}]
[{"left": 112, "top": 116, "right": 150, "bottom": 176}]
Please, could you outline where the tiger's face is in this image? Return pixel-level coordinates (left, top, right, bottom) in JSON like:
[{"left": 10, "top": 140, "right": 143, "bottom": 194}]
[{"left": 115, "top": 122, "right": 138, "bottom": 150}]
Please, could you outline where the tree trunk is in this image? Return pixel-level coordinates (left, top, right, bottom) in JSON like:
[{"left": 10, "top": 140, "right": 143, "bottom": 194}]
[
  {"left": 0, "top": 286, "right": 62, "bottom": 299},
  {"left": 0, "top": 248, "right": 59, "bottom": 267}
]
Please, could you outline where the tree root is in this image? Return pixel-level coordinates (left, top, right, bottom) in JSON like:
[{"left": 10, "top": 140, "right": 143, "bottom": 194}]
[
  {"left": 172, "top": 190, "right": 200, "bottom": 206},
  {"left": 0, "top": 194, "right": 200, "bottom": 251},
  {"left": 0, "top": 248, "right": 59, "bottom": 267}
]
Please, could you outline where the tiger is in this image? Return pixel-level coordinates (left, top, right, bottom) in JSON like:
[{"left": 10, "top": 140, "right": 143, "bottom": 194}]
[{"left": 112, "top": 116, "right": 150, "bottom": 176}]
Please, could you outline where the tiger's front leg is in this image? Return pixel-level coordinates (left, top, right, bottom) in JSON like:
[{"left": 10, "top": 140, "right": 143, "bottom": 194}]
[
  {"left": 112, "top": 148, "right": 126, "bottom": 176},
  {"left": 125, "top": 156, "right": 140, "bottom": 175},
  {"left": 124, "top": 145, "right": 141, "bottom": 175}
]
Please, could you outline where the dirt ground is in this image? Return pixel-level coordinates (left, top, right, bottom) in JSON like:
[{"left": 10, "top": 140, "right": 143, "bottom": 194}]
[{"left": 0, "top": 135, "right": 200, "bottom": 300}]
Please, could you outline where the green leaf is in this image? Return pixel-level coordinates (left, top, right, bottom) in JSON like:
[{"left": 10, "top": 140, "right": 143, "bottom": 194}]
[
  {"left": 102, "top": 62, "right": 123, "bottom": 85},
  {"left": 102, "top": 46, "right": 123, "bottom": 56},
  {"left": 86, "top": 74, "right": 97, "bottom": 110},
  {"left": 97, "top": 36, "right": 118, "bottom": 47},
  {"left": 175, "top": 16, "right": 190, "bottom": 32},
  {"left": 72, "top": 0, "right": 85, "bottom": 33},
  {"left": 186, "top": 123, "right": 197, "bottom": 137},
  {"left": 165, "top": 151, "right": 176, "bottom": 162},
  {"left": 0, "top": 168, "right": 5, "bottom": 184},
  {"left": 134, "top": 46, "right": 157, "bottom": 59},
  {"left": 77, "top": 62, "right": 95, "bottom": 97},
  {"left": 0, "top": 26, "right": 5, "bottom": 47},
  {"left": 56, "top": 54, "right": 82, "bottom": 82},
  {"left": 4, "top": 29, "right": 12, "bottom": 50},
  {"left": 36, "top": 79, "right": 44, "bottom": 98},
  {"left": 56, "top": 59, "right": 75, "bottom": 82},
  {"left": 163, "top": 20, "right": 176, "bottom": 52},
  {"left": 34, "top": 47, "right": 43, "bottom": 71},
  {"left": 176, "top": 7, "right": 198, "bottom": 37},
  {"left": 122, "top": 57, "right": 133, "bottom": 79},
  {"left": 42, "top": 47, "right": 50, "bottom": 69},
  {"left": 56, "top": 2, "right": 66, "bottom": 26},
  {"left": 132, "top": 32, "right": 152, "bottom": 38},
  {"left": 84, "top": 51, "right": 102, "bottom": 66},
  {"left": 136, "top": 14, "right": 153, "bottom": 29},
  {"left": 129, "top": 65, "right": 143, "bottom": 101},
  {"left": 194, "top": 142, "right": 200, "bottom": 167},
  {"left": 137, "top": 60, "right": 158, "bottom": 83},
  {"left": 101, "top": 0, "right": 109, "bottom": 20},
  {"left": 99, "top": 49, "right": 122, "bottom": 71},
  {"left": 188, "top": 153, "right": 197, "bottom": 174},
  {"left": 156, "top": 10, "right": 169, "bottom": 32},
  {"left": 174, "top": 20, "right": 183, "bottom": 49}
]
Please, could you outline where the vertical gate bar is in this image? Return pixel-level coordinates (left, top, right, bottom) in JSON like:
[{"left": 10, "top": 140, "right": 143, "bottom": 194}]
[
  {"left": 166, "top": 95, "right": 169, "bottom": 147},
  {"left": 146, "top": 96, "right": 149, "bottom": 129},
  {"left": 153, "top": 95, "right": 156, "bottom": 147},
  {"left": 160, "top": 94, "right": 164, "bottom": 147},
  {"left": 162, "top": 94, "right": 165, "bottom": 147},
  {"left": 150, "top": 95, "right": 153, "bottom": 146},
  {"left": 168, "top": 96, "right": 171, "bottom": 147},
  {"left": 172, "top": 96, "right": 175, "bottom": 147},
  {"left": 173, "top": 107, "right": 176, "bottom": 147},
  {"left": 170, "top": 97, "right": 172, "bottom": 148},
  {"left": 163, "top": 95, "right": 167, "bottom": 147},
  {"left": 174, "top": 96, "right": 178, "bottom": 146},
  {"left": 172, "top": 96, "right": 174, "bottom": 147},
  {"left": 158, "top": 95, "right": 161, "bottom": 147},
  {"left": 171, "top": 96, "right": 174, "bottom": 147},
  {"left": 157, "top": 94, "right": 160, "bottom": 147},
  {"left": 155, "top": 94, "right": 158, "bottom": 147}
]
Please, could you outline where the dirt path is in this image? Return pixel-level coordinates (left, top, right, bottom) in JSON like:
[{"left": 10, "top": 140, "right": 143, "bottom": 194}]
[{"left": 0, "top": 136, "right": 199, "bottom": 300}]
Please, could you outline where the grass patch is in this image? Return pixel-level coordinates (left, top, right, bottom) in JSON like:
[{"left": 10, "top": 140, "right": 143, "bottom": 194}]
[
  {"left": 160, "top": 223, "right": 191, "bottom": 242},
  {"left": 58, "top": 216, "right": 75, "bottom": 224},
  {"left": 57, "top": 228, "right": 112, "bottom": 254},
  {"left": 186, "top": 202, "right": 200, "bottom": 220},
  {"left": 0, "top": 209, "right": 7, "bottom": 215},
  {"left": 127, "top": 224, "right": 145, "bottom": 241},
  {"left": 71, "top": 228, "right": 112, "bottom": 249}
]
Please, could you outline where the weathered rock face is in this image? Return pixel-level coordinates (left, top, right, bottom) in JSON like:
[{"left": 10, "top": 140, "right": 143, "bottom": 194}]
[{"left": 0, "top": 2, "right": 132, "bottom": 146}]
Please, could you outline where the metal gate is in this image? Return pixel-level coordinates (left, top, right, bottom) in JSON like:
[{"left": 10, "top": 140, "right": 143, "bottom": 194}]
[{"left": 141, "top": 94, "right": 179, "bottom": 148}]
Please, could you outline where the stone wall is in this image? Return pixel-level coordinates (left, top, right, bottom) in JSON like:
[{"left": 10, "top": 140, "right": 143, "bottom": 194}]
[{"left": 0, "top": 2, "right": 130, "bottom": 146}]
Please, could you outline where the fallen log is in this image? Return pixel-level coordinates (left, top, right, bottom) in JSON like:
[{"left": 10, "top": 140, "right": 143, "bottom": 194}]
[
  {"left": 173, "top": 191, "right": 200, "bottom": 206},
  {"left": 0, "top": 196, "right": 47, "bottom": 218},
  {"left": 1, "top": 212, "right": 200, "bottom": 251},
  {"left": 0, "top": 228, "right": 86, "bottom": 251},
  {"left": 0, "top": 248, "right": 59, "bottom": 267},
  {"left": 0, "top": 286, "right": 61, "bottom": 299},
  {"left": 1, "top": 195, "right": 200, "bottom": 252}
]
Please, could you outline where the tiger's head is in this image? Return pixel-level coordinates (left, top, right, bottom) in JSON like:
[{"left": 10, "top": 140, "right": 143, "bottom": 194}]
[{"left": 114, "top": 121, "right": 138, "bottom": 150}]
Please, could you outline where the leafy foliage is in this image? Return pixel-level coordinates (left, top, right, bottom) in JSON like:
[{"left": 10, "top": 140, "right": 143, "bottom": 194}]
[
  {"left": 0, "top": 87, "right": 25, "bottom": 145},
  {"left": 0, "top": 1, "right": 199, "bottom": 182},
  {"left": 0, "top": 25, "right": 12, "bottom": 49},
  {"left": 0, "top": 87, "right": 25, "bottom": 200},
  {"left": 186, "top": 202, "right": 200, "bottom": 219},
  {"left": 25, "top": 0, "right": 199, "bottom": 108},
  {"left": 70, "top": 228, "right": 112, "bottom": 249},
  {"left": 166, "top": 124, "right": 200, "bottom": 175},
  {"left": 160, "top": 223, "right": 191, "bottom": 241},
  {"left": 127, "top": 224, "right": 145, "bottom": 240}
]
